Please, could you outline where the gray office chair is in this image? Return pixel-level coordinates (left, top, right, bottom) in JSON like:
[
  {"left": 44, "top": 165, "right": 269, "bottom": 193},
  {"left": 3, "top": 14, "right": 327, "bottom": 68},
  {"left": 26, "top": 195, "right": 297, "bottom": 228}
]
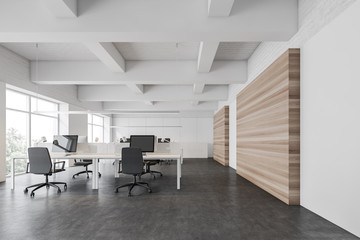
[
  {"left": 24, "top": 147, "right": 67, "bottom": 197},
  {"left": 72, "top": 159, "right": 101, "bottom": 179},
  {"left": 115, "top": 147, "right": 152, "bottom": 197}
]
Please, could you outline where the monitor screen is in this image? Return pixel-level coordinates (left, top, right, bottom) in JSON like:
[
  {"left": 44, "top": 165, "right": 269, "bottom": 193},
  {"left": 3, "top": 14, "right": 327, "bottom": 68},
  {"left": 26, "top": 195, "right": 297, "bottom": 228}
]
[
  {"left": 130, "top": 135, "right": 155, "bottom": 153},
  {"left": 52, "top": 135, "right": 78, "bottom": 152}
]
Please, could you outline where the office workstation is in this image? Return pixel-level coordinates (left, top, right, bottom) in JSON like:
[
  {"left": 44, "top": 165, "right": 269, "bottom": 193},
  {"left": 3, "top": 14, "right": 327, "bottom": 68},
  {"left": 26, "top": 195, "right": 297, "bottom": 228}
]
[{"left": 1, "top": 1, "right": 360, "bottom": 239}]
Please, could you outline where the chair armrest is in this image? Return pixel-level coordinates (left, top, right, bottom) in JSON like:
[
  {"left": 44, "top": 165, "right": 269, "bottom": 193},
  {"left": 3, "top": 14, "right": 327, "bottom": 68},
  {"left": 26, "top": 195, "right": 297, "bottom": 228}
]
[
  {"left": 26, "top": 162, "right": 30, "bottom": 173},
  {"left": 53, "top": 161, "right": 66, "bottom": 172}
]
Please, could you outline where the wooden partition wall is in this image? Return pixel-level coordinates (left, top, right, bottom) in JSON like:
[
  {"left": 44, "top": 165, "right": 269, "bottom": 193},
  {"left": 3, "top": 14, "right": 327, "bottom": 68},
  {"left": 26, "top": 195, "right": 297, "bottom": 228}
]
[
  {"left": 236, "top": 49, "right": 300, "bottom": 205},
  {"left": 213, "top": 106, "right": 229, "bottom": 166}
]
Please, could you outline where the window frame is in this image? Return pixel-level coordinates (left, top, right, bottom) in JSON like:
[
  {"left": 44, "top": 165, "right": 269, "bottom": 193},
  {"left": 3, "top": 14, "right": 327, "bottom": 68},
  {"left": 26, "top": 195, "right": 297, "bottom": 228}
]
[{"left": 5, "top": 88, "right": 59, "bottom": 176}]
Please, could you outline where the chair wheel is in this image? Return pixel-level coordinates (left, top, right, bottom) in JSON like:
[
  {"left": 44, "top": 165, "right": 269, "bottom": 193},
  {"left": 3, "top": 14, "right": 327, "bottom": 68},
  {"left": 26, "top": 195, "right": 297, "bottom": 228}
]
[
  {"left": 98, "top": 173, "right": 101, "bottom": 177},
  {"left": 148, "top": 189, "right": 152, "bottom": 193},
  {"left": 160, "top": 174, "right": 163, "bottom": 176},
  {"left": 30, "top": 192, "right": 35, "bottom": 197},
  {"left": 72, "top": 175, "right": 76, "bottom": 179},
  {"left": 24, "top": 188, "right": 28, "bottom": 193},
  {"left": 64, "top": 184, "right": 67, "bottom": 190},
  {"left": 87, "top": 175, "right": 89, "bottom": 179},
  {"left": 115, "top": 189, "right": 118, "bottom": 193},
  {"left": 57, "top": 189, "right": 61, "bottom": 193},
  {"left": 128, "top": 194, "right": 131, "bottom": 197},
  {"left": 46, "top": 185, "right": 50, "bottom": 189}
]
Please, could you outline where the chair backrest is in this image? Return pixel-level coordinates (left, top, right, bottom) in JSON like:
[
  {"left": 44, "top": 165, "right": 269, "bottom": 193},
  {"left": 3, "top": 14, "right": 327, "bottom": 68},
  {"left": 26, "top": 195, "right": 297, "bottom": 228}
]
[
  {"left": 28, "top": 147, "right": 52, "bottom": 174},
  {"left": 121, "top": 147, "right": 144, "bottom": 175}
]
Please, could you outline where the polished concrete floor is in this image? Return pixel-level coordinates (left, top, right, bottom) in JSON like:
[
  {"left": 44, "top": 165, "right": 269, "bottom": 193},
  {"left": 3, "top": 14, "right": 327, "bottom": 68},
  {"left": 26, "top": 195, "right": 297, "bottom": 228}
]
[{"left": 0, "top": 159, "right": 358, "bottom": 240}]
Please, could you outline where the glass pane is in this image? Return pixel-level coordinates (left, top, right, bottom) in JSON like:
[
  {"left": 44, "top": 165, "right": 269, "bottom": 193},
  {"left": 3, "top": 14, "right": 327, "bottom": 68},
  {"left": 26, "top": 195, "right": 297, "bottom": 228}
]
[
  {"left": 88, "top": 114, "right": 92, "bottom": 124},
  {"left": 31, "top": 114, "right": 58, "bottom": 146},
  {"left": 6, "top": 110, "right": 29, "bottom": 175},
  {"left": 93, "top": 125, "right": 103, "bottom": 143},
  {"left": 93, "top": 115, "right": 103, "bottom": 126},
  {"left": 6, "top": 90, "right": 28, "bottom": 111},
  {"left": 31, "top": 97, "right": 58, "bottom": 117}
]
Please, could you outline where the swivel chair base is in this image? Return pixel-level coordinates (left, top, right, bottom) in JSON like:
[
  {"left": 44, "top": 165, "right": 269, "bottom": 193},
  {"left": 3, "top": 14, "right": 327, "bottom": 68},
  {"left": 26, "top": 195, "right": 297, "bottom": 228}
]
[
  {"left": 141, "top": 161, "right": 163, "bottom": 179},
  {"left": 24, "top": 175, "right": 67, "bottom": 197},
  {"left": 72, "top": 170, "right": 102, "bottom": 179},
  {"left": 115, "top": 175, "right": 152, "bottom": 197},
  {"left": 72, "top": 164, "right": 101, "bottom": 179}
]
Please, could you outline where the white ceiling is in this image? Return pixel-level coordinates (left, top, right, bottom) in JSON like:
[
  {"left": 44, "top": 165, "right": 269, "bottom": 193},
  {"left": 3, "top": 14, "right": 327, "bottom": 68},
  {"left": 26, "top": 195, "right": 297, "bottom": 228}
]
[
  {"left": 2, "top": 41, "right": 261, "bottom": 62},
  {"left": 114, "top": 42, "right": 200, "bottom": 61},
  {"left": 1, "top": 43, "right": 98, "bottom": 61},
  {"left": 215, "top": 42, "right": 260, "bottom": 60},
  {"left": 0, "top": 0, "right": 298, "bottom": 117}
]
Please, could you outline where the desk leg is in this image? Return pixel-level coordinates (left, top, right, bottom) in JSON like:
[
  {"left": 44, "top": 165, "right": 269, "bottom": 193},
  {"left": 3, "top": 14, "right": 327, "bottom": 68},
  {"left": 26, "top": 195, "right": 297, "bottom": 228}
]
[
  {"left": 11, "top": 158, "right": 15, "bottom": 190},
  {"left": 177, "top": 158, "right": 181, "bottom": 190},
  {"left": 114, "top": 159, "right": 120, "bottom": 178},
  {"left": 92, "top": 158, "right": 99, "bottom": 189}
]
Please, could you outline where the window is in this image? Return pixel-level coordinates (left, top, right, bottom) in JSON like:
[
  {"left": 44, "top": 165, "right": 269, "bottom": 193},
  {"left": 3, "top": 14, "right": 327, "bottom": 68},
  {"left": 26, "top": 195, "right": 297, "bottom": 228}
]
[
  {"left": 6, "top": 89, "right": 59, "bottom": 176},
  {"left": 88, "top": 114, "right": 104, "bottom": 143}
]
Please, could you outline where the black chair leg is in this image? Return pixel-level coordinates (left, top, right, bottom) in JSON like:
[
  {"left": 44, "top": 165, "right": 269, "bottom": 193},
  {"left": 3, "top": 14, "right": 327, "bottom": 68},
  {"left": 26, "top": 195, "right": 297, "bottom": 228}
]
[
  {"left": 73, "top": 167, "right": 101, "bottom": 179},
  {"left": 50, "top": 181, "right": 67, "bottom": 190},
  {"left": 24, "top": 183, "right": 43, "bottom": 193},
  {"left": 115, "top": 183, "right": 133, "bottom": 193},
  {"left": 128, "top": 183, "right": 136, "bottom": 196},
  {"left": 29, "top": 183, "right": 47, "bottom": 197},
  {"left": 48, "top": 183, "right": 62, "bottom": 193}
]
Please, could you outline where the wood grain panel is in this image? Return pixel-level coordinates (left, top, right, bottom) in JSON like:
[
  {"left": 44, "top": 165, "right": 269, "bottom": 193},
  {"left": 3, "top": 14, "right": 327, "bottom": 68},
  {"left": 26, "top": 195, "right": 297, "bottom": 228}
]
[
  {"left": 213, "top": 106, "right": 229, "bottom": 166},
  {"left": 236, "top": 49, "right": 300, "bottom": 205}
]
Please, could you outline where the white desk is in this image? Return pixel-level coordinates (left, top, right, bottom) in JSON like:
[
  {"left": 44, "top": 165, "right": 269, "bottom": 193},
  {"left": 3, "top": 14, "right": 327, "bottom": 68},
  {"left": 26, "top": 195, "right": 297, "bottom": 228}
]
[{"left": 11, "top": 153, "right": 182, "bottom": 190}]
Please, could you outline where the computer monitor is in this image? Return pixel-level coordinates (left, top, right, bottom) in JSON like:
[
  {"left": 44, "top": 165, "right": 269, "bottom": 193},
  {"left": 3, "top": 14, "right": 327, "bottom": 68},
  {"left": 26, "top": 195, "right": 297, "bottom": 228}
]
[
  {"left": 130, "top": 135, "right": 155, "bottom": 153},
  {"left": 52, "top": 135, "right": 78, "bottom": 152}
]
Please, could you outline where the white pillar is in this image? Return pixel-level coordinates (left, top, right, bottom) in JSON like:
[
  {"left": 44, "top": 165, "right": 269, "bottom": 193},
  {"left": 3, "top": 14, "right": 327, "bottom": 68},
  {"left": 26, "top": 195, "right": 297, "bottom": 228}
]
[{"left": 0, "top": 82, "right": 6, "bottom": 182}]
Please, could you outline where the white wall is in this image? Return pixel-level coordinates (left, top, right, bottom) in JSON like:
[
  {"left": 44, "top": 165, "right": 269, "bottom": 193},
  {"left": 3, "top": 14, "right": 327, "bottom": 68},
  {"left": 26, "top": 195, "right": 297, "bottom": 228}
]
[
  {"left": 112, "top": 117, "right": 213, "bottom": 158},
  {"left": 228, "top": 100, "right": 236, "bottom": 170},
  {"left": 68, "top": 105, "right": 88, "bottom": 136},
  {"left": 301, "top": 1, "right": 360, "bottom": 237},
  {"left": 0, "top": 82, "right": 5, "bottom": 181}
]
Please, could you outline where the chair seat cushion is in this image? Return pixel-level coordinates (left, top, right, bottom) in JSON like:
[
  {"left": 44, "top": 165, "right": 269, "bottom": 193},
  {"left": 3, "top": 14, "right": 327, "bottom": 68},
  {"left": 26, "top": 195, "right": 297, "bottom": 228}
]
[{"left": 74, "top": 161, "right": 92, "bottom": 166}]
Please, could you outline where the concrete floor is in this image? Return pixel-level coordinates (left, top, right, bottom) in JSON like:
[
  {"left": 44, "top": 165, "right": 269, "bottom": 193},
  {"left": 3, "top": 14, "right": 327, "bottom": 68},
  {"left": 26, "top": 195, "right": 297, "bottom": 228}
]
[{"left": 0, "top": 159, "right": 358, "bottom": 240}]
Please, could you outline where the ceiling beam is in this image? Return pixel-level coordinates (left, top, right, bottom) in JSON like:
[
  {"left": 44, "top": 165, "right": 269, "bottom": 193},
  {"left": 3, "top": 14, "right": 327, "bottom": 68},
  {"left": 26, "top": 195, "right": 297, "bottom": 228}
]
[
  {"left": 0, "top": 0, "right": 298, "bottom": 42},
  {"left": 84, "top": 42, "right": 125, "bottom": 72},
  {"left": 104, "top": 101, "right": 218, "bottom": 111},
  {"left": 193, "top": 83, "right": 205, "bottom": 94},
  {"left": 31, "top": 61, "right": 247, "bottom": 85},
  {"left": 126, "top": 84, "right": 144, "bottom": 94},
  {"left": 78, "top": 85, "right": 228, "bottom": 102},
  {"left": 197, "top": 42, "right": 220, "bottom": 72},
  {"left": 144, "top": 101, "right": 154, "bottom": 106},
  {"left": 41, "top": 0, "right": 77, "bottom": 18},
  {"left": 208, "top": 0, "right": 234, "bottom": 17}
]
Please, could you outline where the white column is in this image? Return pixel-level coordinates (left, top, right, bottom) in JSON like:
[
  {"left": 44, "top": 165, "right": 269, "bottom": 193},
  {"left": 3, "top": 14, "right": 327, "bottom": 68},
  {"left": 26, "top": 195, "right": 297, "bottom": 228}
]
[{"left": 0, "top": 82, "right": 6, "bottom": 182}]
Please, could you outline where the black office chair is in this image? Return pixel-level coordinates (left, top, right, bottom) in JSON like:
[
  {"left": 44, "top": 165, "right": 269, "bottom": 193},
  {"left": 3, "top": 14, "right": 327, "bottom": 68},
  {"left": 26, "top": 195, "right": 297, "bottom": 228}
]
[
  {"left": 115, "top": 147, "right": 152, "bottom": 197},
  {"left": 72, "top": 159, "right": 101, "bottom": 179},
  {"left": 142, "top": 160, "right": 163, "bottom": 179},
  {"left": 24, "top": 147, "right": 67, "bottom": 197}
]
